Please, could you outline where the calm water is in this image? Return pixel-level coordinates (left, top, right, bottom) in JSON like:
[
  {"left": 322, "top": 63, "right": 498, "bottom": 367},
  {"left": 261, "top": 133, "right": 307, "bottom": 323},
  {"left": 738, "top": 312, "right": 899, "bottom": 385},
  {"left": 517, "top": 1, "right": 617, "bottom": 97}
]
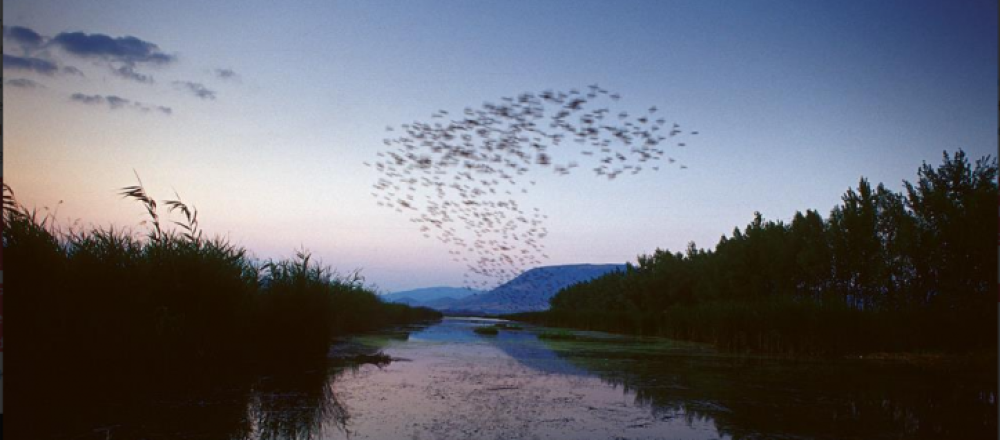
[
  {"left": 55, "top": 317, "right": 996, "bottom": 439},
  {"left": 248, "top": 317, "right": 995, "bottom": 440}
]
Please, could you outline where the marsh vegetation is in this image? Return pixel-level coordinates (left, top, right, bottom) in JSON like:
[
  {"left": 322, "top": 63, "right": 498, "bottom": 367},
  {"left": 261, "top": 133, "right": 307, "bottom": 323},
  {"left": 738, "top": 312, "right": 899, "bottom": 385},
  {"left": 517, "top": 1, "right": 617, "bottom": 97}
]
[{"left": 4, "top": 177, "right": 441, "bottom": 438}]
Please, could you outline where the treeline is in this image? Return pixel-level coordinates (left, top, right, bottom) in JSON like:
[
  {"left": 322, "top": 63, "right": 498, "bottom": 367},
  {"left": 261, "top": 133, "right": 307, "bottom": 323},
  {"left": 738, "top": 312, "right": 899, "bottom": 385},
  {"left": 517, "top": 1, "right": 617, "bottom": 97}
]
[
  {"left": 512, "top": 150, "right": 997, "bottom": 355},
  {"left": 4, "top": 179, "right": 440, "bottom": 434}
]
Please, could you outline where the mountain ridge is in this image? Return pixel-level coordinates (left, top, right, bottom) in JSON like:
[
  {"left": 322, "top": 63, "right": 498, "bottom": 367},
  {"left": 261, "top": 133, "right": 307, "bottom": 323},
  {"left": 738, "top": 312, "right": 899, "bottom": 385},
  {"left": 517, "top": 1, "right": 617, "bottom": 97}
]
[
  {"left": 380, "top": 286, "right": 483, "bottom": 305},
  {"left": 440, "top": 263, "right": 626, "bottom": 314}
]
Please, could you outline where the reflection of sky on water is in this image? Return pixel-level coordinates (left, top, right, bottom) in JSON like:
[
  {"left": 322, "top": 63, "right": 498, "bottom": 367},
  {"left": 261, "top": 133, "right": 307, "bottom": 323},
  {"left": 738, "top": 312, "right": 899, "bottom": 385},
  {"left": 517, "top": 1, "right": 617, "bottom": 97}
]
[
  {"left": 354, "top": 317, "right": 996, "bottom": 440},
  {"left": 407, "top": 317, "right": 592, "bottom": 377},
  {"left": 39, "top": 318, "right": 992, "bottom": 439},
  {"left": 405, "top": 317, "right": 495, "bottom": 344},
  {"left": 334, "top": 317, "right": 726, "bottom": 440}
]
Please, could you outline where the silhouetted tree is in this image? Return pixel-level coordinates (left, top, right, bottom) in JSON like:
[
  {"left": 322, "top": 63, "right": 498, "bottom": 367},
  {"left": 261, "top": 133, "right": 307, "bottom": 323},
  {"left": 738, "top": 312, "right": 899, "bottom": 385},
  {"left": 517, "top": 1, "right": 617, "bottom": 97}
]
[{"left": 518, "top": 150, "right": 997, "bottom": 354}]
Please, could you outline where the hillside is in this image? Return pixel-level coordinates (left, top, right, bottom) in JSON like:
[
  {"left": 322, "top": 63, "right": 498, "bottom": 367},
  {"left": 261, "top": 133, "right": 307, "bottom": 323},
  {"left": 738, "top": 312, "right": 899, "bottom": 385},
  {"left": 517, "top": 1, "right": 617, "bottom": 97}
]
[
  {"left": 441, "top": 264, "right": 626, "bottom": 314},
  {"left": 381, "top": 286, "right": 483, "bottom": 305}
]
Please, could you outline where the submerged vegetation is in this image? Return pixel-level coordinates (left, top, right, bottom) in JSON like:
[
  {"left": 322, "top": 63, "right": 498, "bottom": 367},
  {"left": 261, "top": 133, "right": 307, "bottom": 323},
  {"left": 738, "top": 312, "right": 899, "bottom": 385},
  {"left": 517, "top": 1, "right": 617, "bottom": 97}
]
[
  {"left": 494, "top": 322, "right": 522, "bottom": 330},
  {"left": 512, "top": 150, "right": 998, "bottom": 356},
  {"left": 474, "top": 326, "right": 500, "bottom": 335},
  {"left": 5, "top": 175, "right": 441, "bottom": 437},
  {"left": 473, "top": 321, "right": 525, "bottom": 335},
  {"left": 537, "top": 329, "right": 578, "bottom": 341}
]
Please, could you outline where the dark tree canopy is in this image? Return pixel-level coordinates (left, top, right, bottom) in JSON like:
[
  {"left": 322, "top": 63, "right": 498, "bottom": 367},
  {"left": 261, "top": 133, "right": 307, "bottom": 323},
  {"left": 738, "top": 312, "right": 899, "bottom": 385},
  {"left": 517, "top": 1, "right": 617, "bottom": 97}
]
[{"left": 521, "top": 150, "right": 997, "bottom": 354}]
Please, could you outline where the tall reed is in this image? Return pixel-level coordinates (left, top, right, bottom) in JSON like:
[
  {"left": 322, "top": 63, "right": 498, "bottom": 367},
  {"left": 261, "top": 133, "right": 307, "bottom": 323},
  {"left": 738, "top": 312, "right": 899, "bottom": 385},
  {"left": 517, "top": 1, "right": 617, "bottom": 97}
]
[{"left": 6, "top": 177, "right": 441, "bottom": 436}]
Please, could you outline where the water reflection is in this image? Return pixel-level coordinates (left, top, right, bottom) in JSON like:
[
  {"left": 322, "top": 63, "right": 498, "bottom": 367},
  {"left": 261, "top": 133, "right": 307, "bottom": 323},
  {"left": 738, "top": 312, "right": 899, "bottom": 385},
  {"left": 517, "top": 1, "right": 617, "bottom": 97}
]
[
  {"left": 23, "top": 327, "right": 411, "bottom": 440},
  {"left": 495, "top": 323, "right": 997, "bottom": 439},
  {"left": 242, "top": 333, "right": 407, "bottom": 440},
  {"left": 36, "top": 319, "right": 994, "bottom": 439},
  {"left": 246, "top": 366, "right": 348, "bottom": 440},
  {"left": 263, "top": 319, "right": 995, "bottom": 440},
  {"left": 271, "top": 319, "right": 996, "bottom": 439},
  {"left": 426, "top": 318, "right": 592, "bottom": 377},
  {"left": 326, "top": 318, "right": 727, "bottom": 440}
]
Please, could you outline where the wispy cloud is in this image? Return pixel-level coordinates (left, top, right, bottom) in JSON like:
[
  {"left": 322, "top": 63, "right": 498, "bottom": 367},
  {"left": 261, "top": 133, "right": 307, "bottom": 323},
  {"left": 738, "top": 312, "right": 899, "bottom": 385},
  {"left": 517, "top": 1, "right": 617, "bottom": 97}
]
[
  {"left": 70, "top": 93, "right": 172, "bottom": 115},
  {"left": 3, "top": 54, "right": 59, "bottom": 75},
  {"left": 62, "top": 65, "right": 85, "bottom": 76},
  {"left": 173, "top": 80, "right": 216, "bottom": 100},
  {"left": 214, "top": 68, "right": 240, "bottom": 81},
  {"left": 4, "top": 26, "right": 173, "bottom": 83},
  {"left": 70, "top": 93, "right": 105, "bottom": 105},
  {"left": 51, "top": 31, "right": 174, "bottom": 64},
  {"left": 5, "top": 25, "right": 232, "bottom": 113},
  {"left": 49, "top": 30, "right": 175, "bottom": 83},
  {"left": 4, "top": 78, "right": 46, "bottom": 89},
  {"left": 113, "top": 65, "right": 154, "bottom": 83},
  {"left": 3, "top": 25, "right": 44, "bottom": 52},
  {"left": 105, "top": 95, "right": 132, "bottom": 109},
  {"left": 5, "top": 26, "right": 180, "bottom": 83}
]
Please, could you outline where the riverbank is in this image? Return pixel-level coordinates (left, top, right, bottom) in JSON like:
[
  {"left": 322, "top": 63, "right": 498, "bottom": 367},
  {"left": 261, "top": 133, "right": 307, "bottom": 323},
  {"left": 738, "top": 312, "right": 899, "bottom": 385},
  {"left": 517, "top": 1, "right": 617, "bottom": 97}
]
[{"left": 505, "top": 308, "right": 998, "bottom": 368}]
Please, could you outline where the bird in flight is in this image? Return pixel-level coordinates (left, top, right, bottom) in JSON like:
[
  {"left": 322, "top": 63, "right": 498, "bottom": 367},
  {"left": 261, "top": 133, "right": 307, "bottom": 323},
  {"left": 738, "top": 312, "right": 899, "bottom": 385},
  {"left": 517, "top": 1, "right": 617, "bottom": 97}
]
[{"left": 369, "top": 87, "right": 697, "bottom": 288}]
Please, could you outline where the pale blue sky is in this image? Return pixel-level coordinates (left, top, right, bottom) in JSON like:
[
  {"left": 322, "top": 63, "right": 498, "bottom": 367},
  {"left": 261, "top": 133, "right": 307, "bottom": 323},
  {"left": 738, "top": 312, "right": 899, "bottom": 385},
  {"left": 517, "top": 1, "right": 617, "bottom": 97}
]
[{"left": 4, "top": 0, "right": 997, "bottom": 291}]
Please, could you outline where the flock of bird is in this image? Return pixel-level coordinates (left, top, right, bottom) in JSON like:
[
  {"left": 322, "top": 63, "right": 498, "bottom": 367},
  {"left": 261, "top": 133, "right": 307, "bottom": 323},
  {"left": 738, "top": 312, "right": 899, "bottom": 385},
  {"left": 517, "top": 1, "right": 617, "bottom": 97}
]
[{"left": 367, "top": 86, "right": 697, "bottom": 289}]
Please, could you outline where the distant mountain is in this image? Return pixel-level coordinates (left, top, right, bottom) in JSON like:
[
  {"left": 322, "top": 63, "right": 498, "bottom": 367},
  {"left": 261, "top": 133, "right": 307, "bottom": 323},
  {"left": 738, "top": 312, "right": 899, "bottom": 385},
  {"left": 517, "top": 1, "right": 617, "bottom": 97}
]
[
  {"left": 381, "top": 286, "right": 482, "bottom": 305},
  {"left": 386, "top": 296, "right": 421, "bottom": 306},
  {"left": 421, "top": 296, "right": 464, "bottom": 308},
  {"left": 440, "top": 264, "right": 626, "bottom": 314}
]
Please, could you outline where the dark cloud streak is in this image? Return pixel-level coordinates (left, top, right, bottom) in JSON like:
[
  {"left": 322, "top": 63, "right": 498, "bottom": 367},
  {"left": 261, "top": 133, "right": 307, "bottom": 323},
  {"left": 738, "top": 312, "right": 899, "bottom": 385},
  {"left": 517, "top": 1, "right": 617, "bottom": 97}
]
[
  {"left": 3, "top": 25, "right": 45, "bottom": 50},
  {"left": 3, "top": 54, "right": 59, "bottom": 75},
  {"left": 106, "top": 95, "right": 130, "bottom": 109},
  {"left": 62, "top": 65, "right": 85, "bottom": 76},
  {"left": 51, "top": 32, "right": 174, "bottom": 64},
  {"left": 69, "top": 92, "right": 172, "bottom": 115},
  {"left": 214, "top": 68, "right": 239, "bottom": 80},
  {"left": 4, "top": 78, "right": 45, "bottom": 89},
  {"left": 173, "top": 81, "right": 216, "bottom": 100},
  {"left": 70, "top": 93, "right": 105, "bottom": 105},
  {"left": 51, "top": 31, "right": 175, "bottom": 83},
  {"left": 113, "top": 65, "right": 154, "bottom": 83}
]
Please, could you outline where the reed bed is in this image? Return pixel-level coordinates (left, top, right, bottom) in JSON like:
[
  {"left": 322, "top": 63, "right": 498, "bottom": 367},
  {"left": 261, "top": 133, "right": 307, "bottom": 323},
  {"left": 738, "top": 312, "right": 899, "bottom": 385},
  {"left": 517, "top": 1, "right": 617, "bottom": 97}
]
[{"left": 5, "top": 178, "right": 441, "bottom": 436}]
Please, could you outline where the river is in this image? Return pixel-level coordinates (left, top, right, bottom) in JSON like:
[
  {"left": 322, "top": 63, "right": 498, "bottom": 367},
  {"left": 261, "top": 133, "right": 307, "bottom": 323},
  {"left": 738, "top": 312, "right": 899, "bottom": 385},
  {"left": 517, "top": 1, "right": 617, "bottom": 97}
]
[
  {"left": 58, "top": 317, "right": 995, "bottom": 439},
  {"left": 241, "top": 317, "right": 996, "bottom": 440}
]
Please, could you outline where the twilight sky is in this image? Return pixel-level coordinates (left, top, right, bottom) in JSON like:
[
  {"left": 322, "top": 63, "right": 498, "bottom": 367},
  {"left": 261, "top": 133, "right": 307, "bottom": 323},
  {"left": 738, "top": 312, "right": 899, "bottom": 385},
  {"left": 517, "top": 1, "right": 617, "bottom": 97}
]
[{"left": 4, "top": 0, "right": 997, "bottom": 292}]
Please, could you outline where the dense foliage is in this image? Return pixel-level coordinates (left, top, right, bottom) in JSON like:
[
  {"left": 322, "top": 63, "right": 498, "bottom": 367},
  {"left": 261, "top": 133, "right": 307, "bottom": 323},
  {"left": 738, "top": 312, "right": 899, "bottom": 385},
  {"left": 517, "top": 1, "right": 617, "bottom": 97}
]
[
  {"left": 4, "top": 182, "right": 441, "bottom": 434},
  {"left": 513, "top": 151, "right": 997, "bottom": 355}
]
